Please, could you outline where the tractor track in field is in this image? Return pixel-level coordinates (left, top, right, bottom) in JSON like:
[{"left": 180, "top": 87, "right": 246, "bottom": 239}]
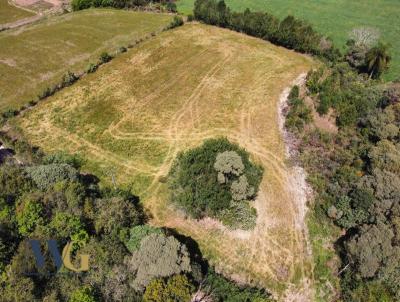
[{"left": 15, "top": 24, "right": 315, "bottom": 301}]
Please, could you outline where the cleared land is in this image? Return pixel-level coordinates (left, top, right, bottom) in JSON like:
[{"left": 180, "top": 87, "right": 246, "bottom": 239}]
[
  {"left": 178, "top": 0, "right": 400, "bottom": 81},
  {"left": 0, "top": 9, "right": 172, "bottom": 111},
  {"left": 15, "top": 24, "right": 314, "bottom": 299},
  {"left": 0, "top": 0, "right": 34, "bottom": 24}
]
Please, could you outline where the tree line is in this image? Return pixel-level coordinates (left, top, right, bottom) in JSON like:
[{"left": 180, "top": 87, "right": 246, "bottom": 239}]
[
  {"left": 285, "top": 59, "right": 400, "bottom": 300},
  {"left": 193, "top": 0, "right": 340, "bottom": 61},
  {"left": 193, "top": 0, "right": 392, "bottom": 80},
  {"left": 71, "top": 0, "right": 177, "bottom": 12}
]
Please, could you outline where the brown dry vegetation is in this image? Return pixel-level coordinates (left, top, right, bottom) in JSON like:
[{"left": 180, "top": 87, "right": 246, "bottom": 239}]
[
  {"left": 15, "top": 23, "right": 315, "bottom": 299},
  {"left": 0, "top": 9, "right": 172, "bottom": 111}
]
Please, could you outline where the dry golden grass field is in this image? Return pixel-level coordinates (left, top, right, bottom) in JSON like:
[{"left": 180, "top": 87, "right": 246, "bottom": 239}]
[
  {"left": 0, "top": 0, "right": 34, "bottom": 25},
  {"left": 15, "top": 23, "right": 315, "bottom": 300},
  {"left": 0, "top": 9, "right": 172, "bottom": 111}
]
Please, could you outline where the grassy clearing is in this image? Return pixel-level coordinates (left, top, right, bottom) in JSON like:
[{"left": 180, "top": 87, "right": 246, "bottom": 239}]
[
  {"left": 15, "top": 23, "right": 314, "bottom": 299},
  {"left": 0, "top": 0, "right": 34, "bottom": 25},
  {"left": 177, "top": 0, "right": 400, "bottom": 81},
  {"left": 0, "top": 9, "right": 172, "bottom": 111}
]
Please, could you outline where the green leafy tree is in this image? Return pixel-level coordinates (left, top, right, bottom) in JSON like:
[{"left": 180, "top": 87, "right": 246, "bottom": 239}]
[
  {"left": 69, "top": 286, "right": 97, "bottom": 302},
  {"left": 93, "top": 197, "right": 142, "bottom": 239},
  {"left": 366, "top": 42, "right": 391, "bottom": 79},
  {"left": 144, "top": 275, "right": 195, "bottom": 302},
  {"left": 26, "top": 163, "right": 78, "bottom": 190},
  {"left": 214, "top": 150, "right": 245, "bottom": 183},
  {"left": 16, "top": 198, "right": 44, "bottom": 236},
  {"left": 126, "top": 233, "right": 191, "bottom": 291},
  {"left": 125, "top": 225, "right": 162, "bottom": 253}
]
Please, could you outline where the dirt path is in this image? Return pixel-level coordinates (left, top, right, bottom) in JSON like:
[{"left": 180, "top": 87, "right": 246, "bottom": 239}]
[{"left": 278, "top": 74, "right": 315, "bottom": 301}]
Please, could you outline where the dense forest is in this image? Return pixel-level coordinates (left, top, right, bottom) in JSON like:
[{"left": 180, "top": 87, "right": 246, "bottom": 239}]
[
  {"left": 290, "top": 67, "right": 400, "bottom": 301},
  {"left": 1, "top": 0, "right": 397, "bottom": 300},
  {"left": 192, "top": 0, "right": 397, "bottom": 299},
  {"left": 0, "top": 130, "right": 272, "bottom": 301}
]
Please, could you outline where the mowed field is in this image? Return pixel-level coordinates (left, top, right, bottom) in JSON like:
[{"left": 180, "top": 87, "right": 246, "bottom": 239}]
[
  {"left": 0, "top": 0, "right": 34, "bottom": 24},
  {"left": 178, "top": 0, "right": 400, "bottom": 81},
  {"left": 0, "top": 9, "right": 172, "bottom": 111},
  {"left": 15, "top": 24, "right": 315, "bottom": 299}
]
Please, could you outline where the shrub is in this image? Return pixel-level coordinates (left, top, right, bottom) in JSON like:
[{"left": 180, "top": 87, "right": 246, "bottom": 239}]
[
  {"left": 144, "top": 274, "right": 195, "bottom": 302},
  {"left": 166, "top": 1, "right": 177, "bottom": 12},
  {"left": 71, "top": 0, "right": 92, "bottom": 11},
  {"left": 69, "top": 286, "right": 97, "bottom": 302},
  {"left": 43, "top": 151, "right": 82, "bottom": 169},
  {"left": 205, "top": 269, "right": 272, "bottom": 301},
  {"left": 38, "top": 86, "right": 57, "bottom": 100},
  {"left": 285, "top": 97, "right": 313, "bottom": 132},
  {"left": 118, "top": 46, "right": 127, "bottom": 53},
  {"left": 125, "top": 225, "right": 162, "bottom": 253},
  {"left": 1, "top": 109, "right": 18, "bottom": 119},
  {"left": 167, "top": 16, "right": 184, "bottom": 29},
  {"left": 187, "top": 14, "right": 194, "bottom": 22},
  {"left": 86, "top": 63, "right": 98, "bottom": 73},
  {"left": 26, "top": 163, "right": 79, "bottom": 190},
  {"left": 218, "top": 200, "right": 257, "bottom": 230},
  {"left": 93, "top": 197, "right": 143, "bottom": 238},
  {"left": 61, "top": 71, "right": 78, "bottom": 88},
  {"left": 99, "top": 52, "right": 113, "bottom": 64},
  {"left": 16, "top": 199, "right": 44, "bottom": 236}
]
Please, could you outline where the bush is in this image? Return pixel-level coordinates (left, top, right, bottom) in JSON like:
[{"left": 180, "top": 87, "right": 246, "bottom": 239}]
[
  {"left": 187, "top": 14, "right": 194, "bottom": 22},
  {"left": 71, "top": 0, "right": 92, "bottom": 11},
  {"left": 285, "top": 97, "right": 313, "bottom": 132},
  {"left": 168, "top": 138, "right": 263, "bottom": 228},
  {"left": 205, "top": 269, "right": 272, "bottom": 301},
  {"left": 125, "top": 225, "right": 162, "bottom": 253},
  {"left": 43, "top": 151, "right": 83, "bottom": 169},
  {"left": 69, "top": 286, "right": 97, "bottom": 302},
  {"left": 38, "top": 86, "right": 57, "bottom": 100},
  {"left": 143, "top": 275, "right": 195, "bottom": 302},
  {"left": 61, "top": 71, "right": 78, "bottom": 88},
  {"left": 167, "top": 16, "right": 184, "bottom": 29},
  {"left": 16, "top": 198, "right": 45, "bottom": 236},
  {"left": 1, "top": 109, "right": 18, "bottom": 119},
  {"left": 166, "top": 1, "right": 177, "bottom": 12},
  {"left": 99, "top": 52, "right": 113, "bottom": 64},
  {"left": 26, "top": 163, "right": 79, "bottom": 190},
  {"left": 86, "top": 63, "right": 98, "bottom": 73},
  {"left": 93, "top": 197, "right": 143, "bottom": 239},
  {"left": 118, "top": 46, "right": 127, "bottom": 53}
]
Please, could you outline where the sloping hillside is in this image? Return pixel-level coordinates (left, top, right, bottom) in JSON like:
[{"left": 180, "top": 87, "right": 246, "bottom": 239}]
[
  {"left": 0, "top": 9, "right": 172, "bottom": 111},
  {"left": 15, "top": 23, "right": 315, "bottom": 299}
]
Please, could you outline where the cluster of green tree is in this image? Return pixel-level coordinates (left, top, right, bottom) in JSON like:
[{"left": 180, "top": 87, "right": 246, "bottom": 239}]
[
  {"left": 71, "top": 0, "right": 177, "bottom": 12},
  {"left": 193, "top": 0, "right": 340, "bottom": 60},
  {"left": 306, "top": 63, "right": 384, "bottom": 127},
  {"left": 0, "top": 130, "right": 272, "bottom": 301},
  {"left": 168, "top": 138, "right": 263, "bottom": 230},
  {"left": 285, "top": 60, "right": 400, "bottom": 299},
  {"left": 284, "top": 85, "right": 313, "bottom": 132}
]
